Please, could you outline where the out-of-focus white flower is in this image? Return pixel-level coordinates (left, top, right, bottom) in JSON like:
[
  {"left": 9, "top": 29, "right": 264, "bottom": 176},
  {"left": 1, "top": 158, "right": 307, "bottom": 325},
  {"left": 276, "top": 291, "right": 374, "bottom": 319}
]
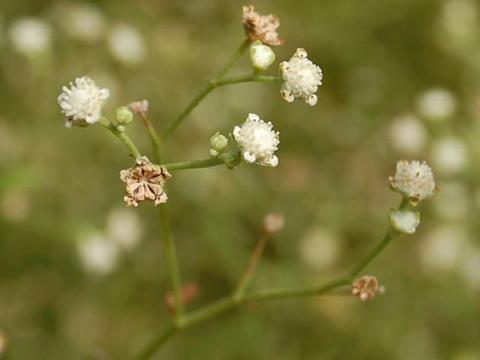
[
  {"left": 58, "top": 76, "right": 110, "bottom": 128},
  {"left": 8, "top": 17, "right": 52, "bottom": 56},
  {"left": 58, "top": 3, "right": 106, "bottom": 42},
  {"left": 433, "top": 181, "right": 469, "bottom": 220},
  {"left": 77, "top": 232, "right": 119, "bottom": 275},
  {"left": 0, "top": 329, "right": 7, "bottom": 357},
  {"left": 108, "top": 24, "right": 146, "bottom": 66},
  {"left": 416, "top": 88, "right": 457, "bottom": 121},
  {"left": 249, "top": 40, "right": 275, "bottom": 70},
  {"left": 420, "top": 225, "right": 466, "bottom": 273},
  {"left": 389, "top": 209, "right": 420, "bottom": 234},
  {"left": 389, "top": 160, "right": 437, "bottom": 204},
  {"left": 263, "top": 213, "right": 284, "bottom": 234},
  {"left": 299, "top": 227, "right": 340, "bottom": 271},
  {"left": 106, "top": 208, "right": 142, "bottom": 251},
  {"left": 280, "top": 48, "right": 323, "bottom": 106},
  {"left": 440, "top": 0, "right": 478, "bottom": 41},
  {"left": 459, "top": 247, "right": 480, "bottom": 290},
  {"left": 431, "top": 136, "right": 469, "bottom": 175},
  {"left": 389, "top": 114, "right": 428, "bottom": 154},
  {"left": 0, "top": 188, "right": 31, "bottom": 223},
  {"left": 233, "top": 113, "right": 279, "bottom": 167}
]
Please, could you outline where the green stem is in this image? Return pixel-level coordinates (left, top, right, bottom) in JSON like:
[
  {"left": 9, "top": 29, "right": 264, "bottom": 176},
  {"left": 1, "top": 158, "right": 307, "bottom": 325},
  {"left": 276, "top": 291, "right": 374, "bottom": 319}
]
[
  {"left": 100, "top": 117, "right": 141, "bottom": 158},
  {"left": 135, "top": 325, "right": 178, "bottom": 360},
  {"left": 163, "top": 151, "right": 241, "bottom": 171},
  {"left": 139, "top": 112, "right": 162, "bottom": 163},
  {"left": 216, "top": 39, "right": 250, "bottom": 80},
  {"left": 347, "top": 230, "right": 393, "bottom": 280},
  {"left": 159, "top": 205, "right": 184, "bottom": 320}
]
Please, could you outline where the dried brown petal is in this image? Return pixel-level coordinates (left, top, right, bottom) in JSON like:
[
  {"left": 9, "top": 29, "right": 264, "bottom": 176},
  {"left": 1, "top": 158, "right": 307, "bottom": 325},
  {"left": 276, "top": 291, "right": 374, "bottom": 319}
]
[
  {"left": 120, "top": 156, "right": 171, "bottom": 207},
  {"left": 242, "top": 5, "right": 283, "bottom": 46}
]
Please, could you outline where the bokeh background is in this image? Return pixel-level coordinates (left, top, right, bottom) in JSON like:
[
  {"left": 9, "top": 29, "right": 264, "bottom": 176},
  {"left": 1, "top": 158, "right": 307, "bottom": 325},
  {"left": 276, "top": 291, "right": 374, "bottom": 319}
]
[{"left": 1, "top": 0, "right": 480, "bottom": 359}]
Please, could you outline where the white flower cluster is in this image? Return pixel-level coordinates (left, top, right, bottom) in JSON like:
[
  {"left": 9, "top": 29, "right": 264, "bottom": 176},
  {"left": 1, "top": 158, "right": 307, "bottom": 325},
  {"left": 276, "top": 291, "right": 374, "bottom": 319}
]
[
  {"left": 57, "top": 76, "right": 110, "bottom": 128},
  {"left": 233, "top": 113, "right": 279, "bottom": 167},
  {"left": 389, "top": 160, "right": 437, "bottom": 204},
  {"left": 280, "top": 48, "right": 323, "bottom": 106}
]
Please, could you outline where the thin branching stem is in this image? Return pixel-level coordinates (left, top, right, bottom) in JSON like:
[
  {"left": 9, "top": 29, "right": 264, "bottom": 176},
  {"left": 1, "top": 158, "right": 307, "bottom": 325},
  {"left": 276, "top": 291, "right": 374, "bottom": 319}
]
[
  {"left": 233, "top": 231, "right": 271, "bottom": 299},
  {"left": 159, "top": 205, "right": 184, "bottom": 320},
  {"left": 160, "top": 38, "right": 281, "bottom": 140},
  {"left": 138, "top": 111, "right": 162, "bottom": 163},
  {"left": 100, "top": 117, "right": 142, "bottom": 158},
  {"left": 136, "top": 199, "right": 406, "bottom": 359},
  {"left": 163, "top": 151, "right": 241, "bottom": 171}
]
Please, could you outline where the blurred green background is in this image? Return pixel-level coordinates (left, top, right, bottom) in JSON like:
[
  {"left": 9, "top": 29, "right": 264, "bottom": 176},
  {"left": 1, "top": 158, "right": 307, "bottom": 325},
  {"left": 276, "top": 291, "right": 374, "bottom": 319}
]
[{"left": 1, "top": 0, "right": 480, "bottom": 359}]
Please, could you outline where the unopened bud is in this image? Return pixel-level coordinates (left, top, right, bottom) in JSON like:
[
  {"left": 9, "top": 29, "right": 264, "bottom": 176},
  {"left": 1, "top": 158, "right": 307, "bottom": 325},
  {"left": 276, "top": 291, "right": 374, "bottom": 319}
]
[
  {"left": 210, "top": 132, "right": 228, "bottom": 152},
  {"left": 128, "top": 99, "right": 149, "bottom": 114},
  {"left": 116, "top": 106, "right": 133, "bottom": 125},
  {"left": 389, "top": 209, "right": 420, "bottom": 234},
  {"left": 249, "top": 40, "right": 275, "bottom": 71},
  {"left": 165, "top": 283, "right": 199, "bottom": 311},
  {"left": 209, "top": 149, "right": 219, "bottom": 158},
  {"left": 263, "top": 213, "right": 284, "bottom": 234}
]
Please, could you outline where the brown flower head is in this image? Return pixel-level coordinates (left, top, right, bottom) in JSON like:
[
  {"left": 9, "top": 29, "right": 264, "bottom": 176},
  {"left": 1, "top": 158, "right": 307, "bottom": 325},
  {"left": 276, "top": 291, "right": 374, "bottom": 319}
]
[
  {"left": 352, "top": 275, "right": 379, "bottom": 301},
  {"left": 120, "top": 156, "right": 171, "bottom": 207},
  {"left": 242, "top": 5, "right": 283, "bottom": 46}
]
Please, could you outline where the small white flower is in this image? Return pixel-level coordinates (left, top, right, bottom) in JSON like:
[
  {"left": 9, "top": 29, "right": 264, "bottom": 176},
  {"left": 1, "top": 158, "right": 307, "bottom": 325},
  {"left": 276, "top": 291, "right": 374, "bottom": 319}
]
[
  {"left": 249, "top": 40, "right": 275, "bottom": 71},
  {"left": 280, "top": 48, "right": 322, "bottom": 106},
  {"left": 233, "top": 113, "right": 279, "bottom": 167},
  {"left": 57, "top": 76, "right": 110, "bottom": 128},
  {"left": 108, "top": 24, "right": 146, "bottom": 66},
  {"left": 389, "top": 160, "right": 437, "bottom": 204},
  {"left": 389, "top": 209, "right": 420, "bottom": 234},
  {"left": 8, "top": 17, "right": 52, "bottom": 56}
]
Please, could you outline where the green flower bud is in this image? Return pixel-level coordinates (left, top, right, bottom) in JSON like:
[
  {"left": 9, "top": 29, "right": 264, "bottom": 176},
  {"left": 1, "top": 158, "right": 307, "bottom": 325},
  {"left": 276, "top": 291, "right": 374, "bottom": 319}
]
[
  {"left": 389, "top": 209, "right": 420, "bottom": 234},
  {"left": 116, "top": 106, "right": 134, "bottom": 125},
  {"left": 249, "top": 40, "right": 275, "bottom": 71},
  {"left": 210, "top": 132, "right": 228, "bottom": 152},
  {"left": 209, "top": 149, "right": 219, "bottom": 158}
]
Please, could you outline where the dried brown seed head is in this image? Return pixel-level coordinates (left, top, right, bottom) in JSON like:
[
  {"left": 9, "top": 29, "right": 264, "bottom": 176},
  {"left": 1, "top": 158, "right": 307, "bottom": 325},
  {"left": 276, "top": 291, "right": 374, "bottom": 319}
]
[
  {"left": 242, "top": 5, "right": 283, "bottom": 46},
  {"left": 352, "top": 275, "right": 379, "bottom": 301},
  {"left": 120, "top": 156, "right": 171, "bottom": 207}
]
